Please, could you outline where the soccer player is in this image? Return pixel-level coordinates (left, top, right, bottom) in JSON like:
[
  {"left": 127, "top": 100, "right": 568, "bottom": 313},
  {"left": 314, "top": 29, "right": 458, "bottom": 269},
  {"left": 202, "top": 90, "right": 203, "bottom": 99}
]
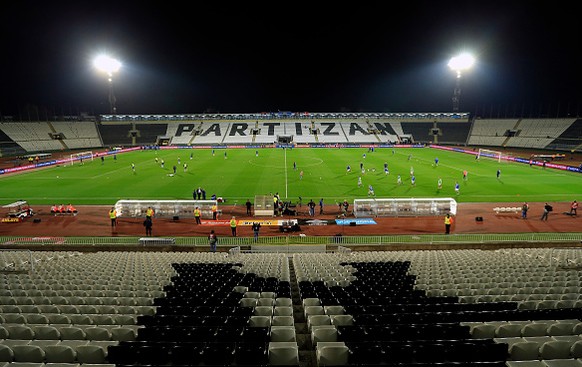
[
  {"left": 299, "top": 170, "right": 304, "bottom": 180},
  {"left": 357, "top": 176, "right": 362, "bottom": 187},
  {"left": 368, "top": 185, "right": 375, "bottom": 196},
  {"left": 463, "top": 170, "right": 468, "bottom": 181},
  {"left": 346, "top": 165, "right": 351, "bottom": 173},
  {"left": 384, "top": 162, "right": 389, "bottom": 175},
  {"left": 131, "top": 163, "right": 136, "bottom": 173},
  {"left": 437, "top": 177, "right": 443, "bottom": 190},
  {"left": 410, "top": 166, "right": 414, "bottom": 176},
  {"left": 397, "top": 175, "right": 402, "bottom": 185},
  {"left": 455, "top": 181, "right": 460, "bottom": 195},
  {"left": 434, "top": 157, "right": 439, "bottom": 166},
  {"left": 496, "top": 169, "right": 501, "bottom": 179},
  {"left": 411, "top": 175, "right": 416, "bottom": 186}
]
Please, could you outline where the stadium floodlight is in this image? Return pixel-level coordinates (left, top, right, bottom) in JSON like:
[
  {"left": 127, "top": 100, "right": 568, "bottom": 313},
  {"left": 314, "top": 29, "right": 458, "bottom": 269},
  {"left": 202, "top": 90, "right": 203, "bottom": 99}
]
[
  {"left": 94, "top": 55, "right": 121, "bottom": 114},
  {"left": 448, "top": 53, "right": 475, "bottom": 112}
]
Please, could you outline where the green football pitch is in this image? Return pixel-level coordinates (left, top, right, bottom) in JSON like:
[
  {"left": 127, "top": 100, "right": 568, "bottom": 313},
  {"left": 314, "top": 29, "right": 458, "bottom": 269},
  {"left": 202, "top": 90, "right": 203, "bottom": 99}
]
[{"left": 1, "top": 147, "right": 580, "bottom": 205}]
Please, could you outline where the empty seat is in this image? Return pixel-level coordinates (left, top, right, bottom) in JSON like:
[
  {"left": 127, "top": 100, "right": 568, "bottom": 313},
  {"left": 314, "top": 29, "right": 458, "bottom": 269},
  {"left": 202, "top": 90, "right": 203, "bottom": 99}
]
[
  {"left": 6, "top": 325, "right": 35, "bottom": 339},
  {"left": 317, "top": 342, "right": 349, "bottom": 366},
  {"left": 58, "top": 326, "right": 87, "bottom": 340},
  {"left": 547, "top": 322, "right": 576, "bottom": 336},
  {"left": 268, "top": 342, "right": 299, "bottom": 366},
  {"left": 84, "top": 326, "right": 111, "bottom": 341},
  {"left": 274, "top": 298, "right": 293, "bottom": 307},
  {"left": 44, "top": 344, "right": 77, "bottom": 363},
  {"left": 11, "top": 344, "right": 46, "bottom": 363},
  {"left": 471, "top": 323, "right": 497, "bottom": 339},
  {"left": 495, "top": 323, "right": 524, "bottom": 338},
  {"left": 0, "top": 344, "right": 14, "bottom": 362},
  {"left": 272, "top": 316, "right": 294, "bottom": 327},
  {"left": 249, "top": 316, "right": 272, "bottom": 328},
  {"left": 308, "top": 315, "right": 332, "bottom": 331},
  {"left": 521, "top": 322, "right": 549, "bottom": 337},
  {"left": 312, "top": 326, "right": 338, "bottom": 344},
  {"left": 271, "top": 326, "right": 296, "bottom": 342},
  {"left": 110, "top": 326, "right": 137, "bottom": 341},
  {"left": 273, "top": 306, "right": 293, "bottom": 316},
  {"left": 539, "top": 340, "right": 573, "bottom": 360},
  {"left": 330, "top": 315, "right": 354, "bottom": 326},
  {"left": 75, "top": 344, "right": 107, "bottom": 364},
  {"left": 32, "top": 325, "right": 61, "bottom": 340},
  {"left": 509, "top": 341, "right": 541, "bottom": 360}
]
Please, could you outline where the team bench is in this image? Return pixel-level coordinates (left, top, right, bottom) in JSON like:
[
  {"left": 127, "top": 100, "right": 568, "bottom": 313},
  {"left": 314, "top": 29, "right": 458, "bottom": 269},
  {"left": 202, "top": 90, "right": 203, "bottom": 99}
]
[
  {"left": 139, "top": 237, "right": 176, "bottom": 246},
  {"left": 493, "top": 207, "right": 521, "bottom": 215}
]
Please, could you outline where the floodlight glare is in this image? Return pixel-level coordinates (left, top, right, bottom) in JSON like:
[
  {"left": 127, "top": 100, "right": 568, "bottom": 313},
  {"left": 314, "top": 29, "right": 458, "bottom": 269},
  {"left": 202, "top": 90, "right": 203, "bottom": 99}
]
[
  {"left": 93, "top": 55, "right": 121, "bottom": 114},
  {"left": 448, "top": 53, "right": 475, "bottom": 77},
  {"left": 448, "top": 53, "right": 475, "bottom": 112},
  {"left": 93, "top": 55, "right": 121, "bottom": 76}
]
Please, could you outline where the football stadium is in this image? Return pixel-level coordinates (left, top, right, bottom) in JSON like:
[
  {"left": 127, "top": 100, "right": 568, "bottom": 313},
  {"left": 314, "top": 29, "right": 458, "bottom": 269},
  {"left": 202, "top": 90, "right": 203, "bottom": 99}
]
[{"left": 0, "top": 112, "right": 582, "bottom": 366}]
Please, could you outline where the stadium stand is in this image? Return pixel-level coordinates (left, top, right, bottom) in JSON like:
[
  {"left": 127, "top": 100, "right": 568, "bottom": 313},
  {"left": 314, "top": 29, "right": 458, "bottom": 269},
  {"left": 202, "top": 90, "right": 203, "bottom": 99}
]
[{"left": 1, "top": 248, "right": 581, "bottom": 366}]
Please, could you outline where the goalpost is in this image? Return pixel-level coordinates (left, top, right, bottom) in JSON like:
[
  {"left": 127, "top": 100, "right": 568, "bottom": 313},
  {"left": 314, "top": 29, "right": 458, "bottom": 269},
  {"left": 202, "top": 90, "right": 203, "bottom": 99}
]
[
  {"left": 477, "top": 148, "right": 503, "bottom": 162},
  {"left": 69, "top": 151, "right": 94, "bottom": 165}
]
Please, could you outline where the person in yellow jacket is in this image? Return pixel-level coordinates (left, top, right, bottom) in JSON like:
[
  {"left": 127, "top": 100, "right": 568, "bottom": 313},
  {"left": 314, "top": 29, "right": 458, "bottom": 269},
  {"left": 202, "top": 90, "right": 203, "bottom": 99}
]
[
  {"left": 194, "top": 207, "right": 202, "bottom": 224},
  {"left": 212, "top": 204, "right": 218, "bottom": 220},
  {"left": 444, "top": 213, "right": 453, "bottom": 234},
  {"left": 109, "top": 207, "right": 117, "bottom": 228},
  {"left": 146, "top": 207, "right": 155, "bottom": 220},
  {"left": 230, "top": 216, "right": 237, "bottom": 237}
]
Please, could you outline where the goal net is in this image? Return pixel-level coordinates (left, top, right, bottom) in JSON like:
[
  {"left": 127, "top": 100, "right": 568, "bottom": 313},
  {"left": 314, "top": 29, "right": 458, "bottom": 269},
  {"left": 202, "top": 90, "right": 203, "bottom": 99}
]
[
  {"left": 477, "top": 148, "right": 503, "bottom": 162},
  {"left": 69, "top": 151, "right": 94, "bottom": 166}
]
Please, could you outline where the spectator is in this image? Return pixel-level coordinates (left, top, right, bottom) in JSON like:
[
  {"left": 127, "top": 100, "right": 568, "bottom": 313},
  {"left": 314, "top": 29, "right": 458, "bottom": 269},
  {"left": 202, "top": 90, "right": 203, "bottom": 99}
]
[
  {"left": 541, "top": 203, "right": 553, "bottom": 221},
  {"left": 570, "top": 200, "right": 578, "bottom": 216},
  {"left": 109, "top": 207, "right": 118, "bottom": 228},
  {"left": 208, "top": 230, "right": 218, "bottom": 252},
  {"left": 246, "top": 199, "right": 252, "bottom": 215},
  {"left": 252, "top": 222, "right": 261, "bottom": 241},
  {"left": 444, "top": 213, "right": 453, "bottom": 234},
  {"left": 230, "top": 216, "right": 237, "bottom": 236},
  {"left": 143, "top": 217, "right": 152, "bottom": 236}
]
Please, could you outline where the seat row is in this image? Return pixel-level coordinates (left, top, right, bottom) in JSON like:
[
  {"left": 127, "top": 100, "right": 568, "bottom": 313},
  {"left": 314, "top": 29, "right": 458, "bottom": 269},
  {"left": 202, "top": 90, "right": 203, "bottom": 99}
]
[
  {"left": 1, "top": 304, "right": 152, "bottom": 315},
  {"left": 0, "top": 324, "right": 140, "bottom": 342},
  {"left": 0, "top": 342, "right": 109, "bottom": 364},
  {"left": 507, "top": 338, "right": 582, "bottom": 361},
  {"left": 1, "top": 312, "right": 137, "bottom": 326},
  {"left": 466, "top": 320, "right": 582, "bottom": 338},
  {"left": 135, "top": 325, "right": 296, "bottom": 343},
  {"left": 108, "top": 340, "right": 299, "bottom": 366},
  {"left": 0, "top": 295, "right": 155, "bottom": 306}
]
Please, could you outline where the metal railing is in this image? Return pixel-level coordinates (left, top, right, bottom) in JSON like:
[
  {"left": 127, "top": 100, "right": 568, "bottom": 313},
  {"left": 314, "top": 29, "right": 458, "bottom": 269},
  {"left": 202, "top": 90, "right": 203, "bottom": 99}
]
[{"left": 1, "top": 232, "right": 581, "bottom": 249}]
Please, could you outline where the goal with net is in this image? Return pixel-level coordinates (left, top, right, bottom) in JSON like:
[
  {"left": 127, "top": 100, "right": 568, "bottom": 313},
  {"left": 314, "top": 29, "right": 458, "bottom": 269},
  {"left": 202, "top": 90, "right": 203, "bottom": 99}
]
[
  {"left": 69, "top": 151, "right": 94, "bottom": 165},
  {"left": 477, "top": 148, "right": 503, "bottom": 162}
]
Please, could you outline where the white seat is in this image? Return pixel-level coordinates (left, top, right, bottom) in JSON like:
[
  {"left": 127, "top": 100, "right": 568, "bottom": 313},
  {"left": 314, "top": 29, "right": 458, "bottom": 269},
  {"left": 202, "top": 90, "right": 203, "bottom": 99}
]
[
  {"left": 268, "top": 342, "right": 299, "bottom": 366},
  {"left": 75, "top": 344, "right": 107, "bottom": 364},
  {"left": 248, "top": 315, "right": 271, "bottom": 328},
  {"left": 254, "top": 306, "right": 274, "bottom": 317},
  {"left": 330, "top": 315, "right": 354, "bottom": 326},
  {"left": 495, "top": 323, "right": 524, "bottom": 338},
  {"left": 0, "top": 344, "right": 14, "bottom": 362},
  {"left": 311, "top": 327, "right": 338, "bottom": 345},
  {"left": 307, "top": 315, "right": 331, "bottom": 332},
  {"left": 304, "top": 305, "right": 325, "bottom": 319},
  {"left": 110, "top": 326, "right": 137, "bottom": 341},
  {"left": 6, "top": 325, "right": 35, "bottom": 340},
  {"left": 257, "top": 298, "right": 275, "bottom": 307},
  {"left": 271, "top": 316, "right": 294, "bottom": 327},
  {"left": 470, "top": 323, "right": 497, "bottom": 339},
  {"left": 547, "top": 322, "right": 576, "bottom": 336},
  {"left": 521, "top": 322, "right": 549, "bottom": 337},
  {"left": 273, "top": 306, "right": 293, "bottom": 317},
  {"left": 509, "top": 341, "right": 540, "bottom": 360},
  {"left": 44, "top": 344, "right": 77, "bottom": 363},
  {"left": 11, "top": 345, "right": 46, "bottom": 363},
  {"left": 270, "top": 326, "right": 296, "bottom": 342},
  {"left": 84, "top": 326, "right": 111, "bottom": 341},
  {"left": 302, "top": 298, "right": 320, "bottom": 307},
  {"left": 316, "top": 342, "right": 349, "bottom": 366},
  {"left": 32, "top": 325, "right": 61, "bottom": 340},
  {"left": 274, "top": 298, "right": 292, "bottom": 307},
  {"left": 324, "top": 306, "right": 345, "bottom": 315},
  {"left": 539, "top": 340, "right": 573, "bottom": 360},
  {"left": 58, "top": 326, "right": 87, "bottom": 340}
]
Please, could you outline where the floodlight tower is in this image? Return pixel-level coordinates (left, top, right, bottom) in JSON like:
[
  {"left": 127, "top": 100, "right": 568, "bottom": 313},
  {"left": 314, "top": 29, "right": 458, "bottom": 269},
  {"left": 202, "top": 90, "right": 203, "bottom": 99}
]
[
  {"left": 94, "top": 55, "right": 121, "bottom": 114},
  {"left": 448, "top": 53, "right": 475, "bottom": 112}
]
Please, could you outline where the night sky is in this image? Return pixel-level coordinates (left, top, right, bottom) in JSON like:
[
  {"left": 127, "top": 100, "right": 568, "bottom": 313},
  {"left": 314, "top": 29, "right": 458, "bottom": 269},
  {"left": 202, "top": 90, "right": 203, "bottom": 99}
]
[{"left": 1, "top": 1, "right": 580, "bottom": 117}]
